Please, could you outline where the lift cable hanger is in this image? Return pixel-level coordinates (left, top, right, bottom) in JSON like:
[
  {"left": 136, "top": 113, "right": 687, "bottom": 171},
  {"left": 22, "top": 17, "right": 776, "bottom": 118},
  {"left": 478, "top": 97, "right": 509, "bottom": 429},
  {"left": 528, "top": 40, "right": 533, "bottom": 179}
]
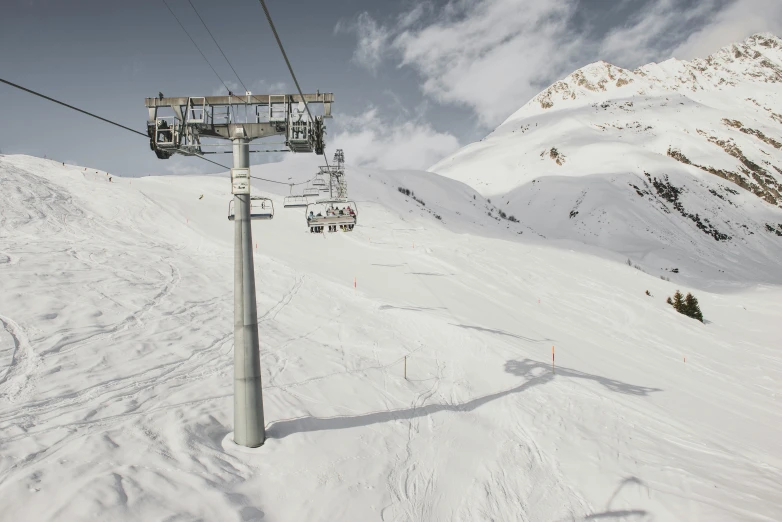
[{"left": 0, "top": 77, "right": 230, "bottom": 170}]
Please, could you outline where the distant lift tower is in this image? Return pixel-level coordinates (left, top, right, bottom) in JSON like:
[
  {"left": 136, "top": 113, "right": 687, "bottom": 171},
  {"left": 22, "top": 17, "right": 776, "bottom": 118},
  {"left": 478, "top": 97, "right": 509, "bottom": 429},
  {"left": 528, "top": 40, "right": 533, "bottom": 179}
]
[
  {"left": 319, "top": 149, "right": 348, "bottom": 199},
  {"left": 145, "top": 92, "right": 333, "bottom": 447}
]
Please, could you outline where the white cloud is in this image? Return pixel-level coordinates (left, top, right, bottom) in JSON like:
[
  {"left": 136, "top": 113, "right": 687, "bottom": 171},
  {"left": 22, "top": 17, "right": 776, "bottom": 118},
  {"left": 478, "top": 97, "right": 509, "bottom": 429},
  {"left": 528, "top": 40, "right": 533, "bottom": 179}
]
[
  {"left": 671, "top": 0, "right": 782, "bottom": 60},
  {"left": 331, "top": 108, "right": 461, "bottom": 170},
  {"left": 211, "top": 79, "right": 287, "bottom": 97},
  {"left": 598, "top": 0, "right": 722, "bottom": 66},
  {"left": 342, "top": 0, "right": 782, "bottom": 130},
  {"left": 340, "top": 1, "right": 588, "bottom": 126},
  {"left": 252, "top": 79, "right": 287, "bottom": 94},
  {"left": 390, "top": 0, "right": 583, "bottom": 126},
  {"left": 346, "top": 12, "right": 392, "bottom": 72},
  {"left": 211, "top": 80, "right": 240, "bottom": 97},
  {"left": 163, "top": 156, "right": 212, "bottom": 175}
]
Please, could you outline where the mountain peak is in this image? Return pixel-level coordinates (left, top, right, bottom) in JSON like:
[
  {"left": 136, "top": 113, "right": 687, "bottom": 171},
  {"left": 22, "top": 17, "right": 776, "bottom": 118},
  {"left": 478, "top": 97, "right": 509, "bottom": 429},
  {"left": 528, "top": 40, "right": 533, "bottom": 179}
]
[
  {"left": 501, "top": 33, "right": 782, "bottom": 125},
  {"left": 429, "top": 33, "right": 782, "bottom": 282}
]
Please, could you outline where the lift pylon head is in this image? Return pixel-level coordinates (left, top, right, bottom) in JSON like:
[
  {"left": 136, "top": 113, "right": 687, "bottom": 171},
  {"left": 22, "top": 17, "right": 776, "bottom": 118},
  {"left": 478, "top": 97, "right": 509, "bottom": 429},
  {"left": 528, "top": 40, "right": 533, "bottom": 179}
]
[{"left": 145, "top": 93, "right": 333, "bottom": 159}]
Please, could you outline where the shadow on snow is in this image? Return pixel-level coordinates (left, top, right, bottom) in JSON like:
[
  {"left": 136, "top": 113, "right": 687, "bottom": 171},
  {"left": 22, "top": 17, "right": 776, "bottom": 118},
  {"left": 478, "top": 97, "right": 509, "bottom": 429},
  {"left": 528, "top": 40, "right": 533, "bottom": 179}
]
[
  {"left": 379, "top": 304, "right": 442, "bottom": 312},
  {"left": 451, "top": 323, "right": 552, "bottom": 343},
  {"left": 266, "top": 359, "right": 661, "bottom": 439}
]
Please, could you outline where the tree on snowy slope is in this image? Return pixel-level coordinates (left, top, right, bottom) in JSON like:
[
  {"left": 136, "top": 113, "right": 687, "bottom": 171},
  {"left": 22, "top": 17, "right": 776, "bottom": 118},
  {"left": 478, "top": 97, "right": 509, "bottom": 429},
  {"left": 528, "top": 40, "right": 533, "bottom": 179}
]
[
  {"left": 683, "top": 292, "right": 704, "bottom": 322},
  {"left": 668, "top": 290, "right": 685, "bottom": 311},
  {"left": 667, "top": 290, "right": 704, "bottom": 322}
]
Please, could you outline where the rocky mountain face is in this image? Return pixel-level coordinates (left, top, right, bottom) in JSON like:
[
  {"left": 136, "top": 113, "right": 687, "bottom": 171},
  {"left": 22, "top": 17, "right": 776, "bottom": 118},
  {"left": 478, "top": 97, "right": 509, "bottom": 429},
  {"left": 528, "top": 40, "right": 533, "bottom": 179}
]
[{"left": 430, "top": 34, "right": 782, "bottom": 286}]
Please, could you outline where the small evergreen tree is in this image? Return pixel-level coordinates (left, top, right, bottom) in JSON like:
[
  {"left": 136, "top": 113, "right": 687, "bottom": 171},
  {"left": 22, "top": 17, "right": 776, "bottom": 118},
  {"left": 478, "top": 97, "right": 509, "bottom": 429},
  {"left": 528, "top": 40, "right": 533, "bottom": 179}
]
[
  {"left": 683, "top": 293, "right": 704, "bottom": 322},
  {"left": 672, "top": 290, "right": 685, "bottom": 312},
  {"left": 667, "top": 290, "right": 704, "bottom": 322}
]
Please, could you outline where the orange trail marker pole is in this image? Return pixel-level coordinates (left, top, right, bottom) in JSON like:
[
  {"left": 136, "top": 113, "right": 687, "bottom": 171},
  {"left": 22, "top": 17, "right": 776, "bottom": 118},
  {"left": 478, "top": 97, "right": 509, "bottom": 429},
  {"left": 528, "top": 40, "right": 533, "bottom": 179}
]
[
  {"left": 552, "top": 346, "right": 555, "bottom": 373},
  {"left": 404, "top": 356, "right": 407, "bottom": 380}
]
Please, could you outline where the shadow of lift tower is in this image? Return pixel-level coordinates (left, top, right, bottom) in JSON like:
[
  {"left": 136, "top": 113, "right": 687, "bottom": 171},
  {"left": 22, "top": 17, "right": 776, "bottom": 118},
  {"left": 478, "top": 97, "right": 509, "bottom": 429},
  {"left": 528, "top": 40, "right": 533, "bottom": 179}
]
[{"left": 145, "top": 92, "right": 333, "bottom": 447}]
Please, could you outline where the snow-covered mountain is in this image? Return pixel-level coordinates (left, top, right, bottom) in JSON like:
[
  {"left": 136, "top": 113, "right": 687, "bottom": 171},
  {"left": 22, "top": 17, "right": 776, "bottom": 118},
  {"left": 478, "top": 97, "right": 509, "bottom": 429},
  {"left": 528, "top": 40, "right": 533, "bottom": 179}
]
[
  {"left": 1, "top": 154, "right": 781, "bottom": 521},
  {"left": 431, "top": 33, "right": 782, "bottom": 286}
]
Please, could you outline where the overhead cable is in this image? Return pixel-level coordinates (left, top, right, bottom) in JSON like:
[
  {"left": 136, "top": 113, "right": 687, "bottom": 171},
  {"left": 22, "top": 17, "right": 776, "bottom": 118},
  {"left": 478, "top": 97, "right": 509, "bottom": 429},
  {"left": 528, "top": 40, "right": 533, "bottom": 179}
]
[
  {"left": 187, "top": 0, "right": 250, "bottom": 94},
  {"left": 250, "top": 175, "right": 313, "bottom": 186},
  {"left": 162, "top": 0, "right": 232, "bottom": 95},
  {"left": 257, "top": 0, "right": 330, "bottom": 168},
  {"left": 0, "top": 77, "right": 147, "bottom": 137},
  {"left": 204, "top": 150, "right": 290, "bottom": 154},
  {"left": 0, "top": 77, "right": 229, "bottom": 170}
]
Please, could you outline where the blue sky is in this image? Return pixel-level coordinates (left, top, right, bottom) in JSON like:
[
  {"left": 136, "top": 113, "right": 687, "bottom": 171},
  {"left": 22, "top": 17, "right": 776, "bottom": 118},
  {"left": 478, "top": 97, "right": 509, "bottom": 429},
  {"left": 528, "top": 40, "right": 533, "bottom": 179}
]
[{"left": 1, "top": 0, "right": 780, "bottom": 177}]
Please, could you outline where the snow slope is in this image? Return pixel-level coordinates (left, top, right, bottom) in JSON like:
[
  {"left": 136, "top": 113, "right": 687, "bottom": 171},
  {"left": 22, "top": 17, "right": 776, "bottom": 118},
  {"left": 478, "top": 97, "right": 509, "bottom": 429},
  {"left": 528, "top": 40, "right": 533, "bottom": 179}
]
[
  {"left": 1, "top": 154, "right": 781, "bottom": 521},
  {"left": 431, "top": 34, "right": 782, "bottom": 286}
]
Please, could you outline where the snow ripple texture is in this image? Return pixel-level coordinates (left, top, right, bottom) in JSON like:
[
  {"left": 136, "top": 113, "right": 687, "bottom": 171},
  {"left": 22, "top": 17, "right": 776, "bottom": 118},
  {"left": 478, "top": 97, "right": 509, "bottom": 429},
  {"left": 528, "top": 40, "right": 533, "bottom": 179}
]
[{"left": 0, "top": 151, "right": 780, "bottom": 522}]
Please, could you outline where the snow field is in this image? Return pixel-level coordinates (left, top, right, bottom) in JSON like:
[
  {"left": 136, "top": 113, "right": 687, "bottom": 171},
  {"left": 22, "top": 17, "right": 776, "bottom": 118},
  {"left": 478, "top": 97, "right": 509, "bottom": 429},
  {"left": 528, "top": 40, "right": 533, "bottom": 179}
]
[{"left": 0, "top": 155, "right": 780, "bottom": 521}]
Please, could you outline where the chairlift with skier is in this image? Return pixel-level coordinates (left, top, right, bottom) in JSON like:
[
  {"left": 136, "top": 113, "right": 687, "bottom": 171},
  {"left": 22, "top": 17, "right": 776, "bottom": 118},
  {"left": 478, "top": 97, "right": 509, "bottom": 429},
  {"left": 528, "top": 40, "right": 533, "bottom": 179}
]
[{"left": 305, "top": 199, "right": 357, "bottom": 233}]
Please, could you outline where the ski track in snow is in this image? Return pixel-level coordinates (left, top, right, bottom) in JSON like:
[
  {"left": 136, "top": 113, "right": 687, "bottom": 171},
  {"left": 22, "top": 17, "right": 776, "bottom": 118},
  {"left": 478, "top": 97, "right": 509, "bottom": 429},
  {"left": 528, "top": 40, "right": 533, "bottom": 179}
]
[{"left": 0, "top": 155, "right": 781, "bottom": 521}]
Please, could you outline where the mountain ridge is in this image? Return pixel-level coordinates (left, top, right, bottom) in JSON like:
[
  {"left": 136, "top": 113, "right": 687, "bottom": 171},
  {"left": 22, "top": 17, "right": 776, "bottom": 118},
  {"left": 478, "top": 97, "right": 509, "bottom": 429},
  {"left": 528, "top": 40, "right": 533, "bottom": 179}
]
[
  {"left": 429, "top": 33, "right": 782, "bottom": 285},
  {"left": 502, "top": 33, "right": 782, "bottom": 124}
]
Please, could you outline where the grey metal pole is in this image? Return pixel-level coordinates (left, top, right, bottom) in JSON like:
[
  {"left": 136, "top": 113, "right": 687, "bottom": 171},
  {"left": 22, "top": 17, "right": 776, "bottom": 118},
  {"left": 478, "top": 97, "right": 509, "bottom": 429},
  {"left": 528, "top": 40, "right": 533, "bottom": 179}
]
[{"left": 232, "top": 138, "right": 265, "bottom": 447}]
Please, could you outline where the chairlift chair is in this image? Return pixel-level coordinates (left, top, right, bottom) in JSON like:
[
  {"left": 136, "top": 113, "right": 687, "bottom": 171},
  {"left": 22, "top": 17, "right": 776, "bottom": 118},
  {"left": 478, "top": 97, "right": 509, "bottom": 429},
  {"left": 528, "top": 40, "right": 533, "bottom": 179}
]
[
  {"left": 154, "top": 116, "right": 179, "bottom": 148},
  {"left": 283, "top": 195, "right": 308, "bottom": 208},
  {"left": 228, "top": 197, "right": 274, "bottom": 221},
  {"left": 287, "top": 119, "right": 314, "bottom": 153},
  {"left": 283, "top": 184, "right": 309, "bottom": 208},
  {"left": 305, "top": 199, "right": 358, "bottom": 233}
]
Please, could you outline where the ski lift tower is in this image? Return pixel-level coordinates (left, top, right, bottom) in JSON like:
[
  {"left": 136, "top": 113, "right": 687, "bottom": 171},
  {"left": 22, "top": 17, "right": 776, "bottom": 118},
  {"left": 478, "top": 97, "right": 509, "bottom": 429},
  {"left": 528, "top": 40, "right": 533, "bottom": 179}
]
[
  {"left": 145, "top": 92, "right": 333, "bottom": 448},
  {"left": 319, "top": 149, "right": 348, "bottom": 199}
]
